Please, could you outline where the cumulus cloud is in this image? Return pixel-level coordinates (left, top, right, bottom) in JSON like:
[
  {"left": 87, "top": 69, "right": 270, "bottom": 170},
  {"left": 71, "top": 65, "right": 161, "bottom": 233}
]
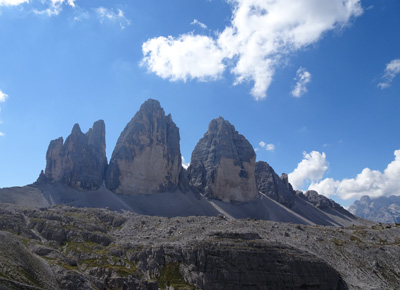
[
  {"left": 142, "top": 0, "right": 363, "bottom": 100},
  {"left": 259, "top": 141, "right": 275, "bottom": 152},
  {"left": 0, "top": 0, "right": 28, "bottom": 6},
  {"left": 288, "top": 151, "right": 329, "bottom": 190},
  {"left": 0, "top": 90, "right": 8, "bottom": 137},
  {"left": 291, "top": 67, "right": 311, "bottom": 97},
  {"left": 95, "top": 7, "right": 131, "bottom": 29},
  {"left": 289, "top": 149, "right": 400, "bottom": 200},
  {"left": 191, "top": 19, "right": 207, "bottom": 29},
  {"left": 309, "top": 150, "right": 400, "bottom": 200},
  {"left": 142, "top": 34, "right": 225, "bottom": 82},
  {"left": 378, "top": 59, "right": 400, "bottom": 89}
]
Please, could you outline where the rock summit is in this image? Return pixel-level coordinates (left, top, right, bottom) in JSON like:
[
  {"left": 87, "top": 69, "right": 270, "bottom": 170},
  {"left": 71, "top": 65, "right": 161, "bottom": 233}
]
[
  {"left": 43, "top": 120, "right": 107, "bottom": 190},
  {"left": 188, "top": 117, "right": 259, "bottom": 202},
  {"left": 105, "top": 99, "right": 183, "bottom": 195}
]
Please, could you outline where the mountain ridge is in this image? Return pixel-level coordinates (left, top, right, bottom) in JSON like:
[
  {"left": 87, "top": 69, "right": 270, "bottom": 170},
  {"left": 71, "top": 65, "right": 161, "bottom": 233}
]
[
  {"left": 349, "top": 195, "right": 400, "bottom": 223},
  {"left": 1, "top": 99, "right": 362, "bottom": 227}
]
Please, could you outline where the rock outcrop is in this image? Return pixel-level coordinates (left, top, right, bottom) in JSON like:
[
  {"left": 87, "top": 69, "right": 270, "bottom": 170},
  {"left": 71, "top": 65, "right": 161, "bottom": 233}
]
[
  {"left": 188, "top": 117, "right": 259, "bottom": 202},
  {"left": 105, "top": 99, "right": 183, "bottom": 195},
  {"left": 296, "top": 190, "right": 343, "bottom": 210},
  {"left": 255, "top": 161, "right": 295, "bottom": 207},
  {"left": 23, "top": 98, "right": 361, "bottom": 226},
  {"left": 349, "top": 195, "right": 400, "bottom": 223},
  {"left": 2, "top": 204, "right": 400, "bottom": 290},
  {"left": 43, "top": 120, "right": 107, "bottom": 190}
]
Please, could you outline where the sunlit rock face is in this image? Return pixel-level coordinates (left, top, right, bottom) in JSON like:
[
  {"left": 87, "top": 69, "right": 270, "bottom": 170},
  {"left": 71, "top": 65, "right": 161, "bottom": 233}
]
[
  {"left": 188, "top": 117, "right": 259, "bottom": 202},
  {"left": 105, "top": 99, "right": 182, "bottom": 195},
  {"left": 44, "top": 120, "right": 107, "bottom": 190}
]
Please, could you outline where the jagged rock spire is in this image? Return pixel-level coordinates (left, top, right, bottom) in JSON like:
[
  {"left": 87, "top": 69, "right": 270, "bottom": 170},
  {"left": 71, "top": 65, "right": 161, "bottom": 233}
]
[
  {"left": 44, "top": 120, "right": 107, "bottom": 190},
  {"left": 188, "top": 117, "right": 259, "bottom": 202},
  {"left": 105, "top": 99, "right": 183, "bottom": 195}
]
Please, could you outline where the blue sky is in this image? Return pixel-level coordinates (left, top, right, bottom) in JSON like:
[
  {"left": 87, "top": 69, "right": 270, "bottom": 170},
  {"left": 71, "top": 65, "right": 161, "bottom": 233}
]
[{"left": 0, "top": 0, "right": 399, "bottom": 207}]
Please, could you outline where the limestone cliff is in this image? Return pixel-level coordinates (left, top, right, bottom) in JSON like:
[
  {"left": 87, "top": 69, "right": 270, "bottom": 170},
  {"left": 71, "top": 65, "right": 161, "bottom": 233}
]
[
  {"left": 188, "top": 117, "right": 259, "bottom": 202},
  {"left": 105, "top": 99, "right": 182, "bottom": 195},
  {"left": 255, "top": 161, "right": 295, "bottom": 208},
  {"left": 43, "top": 120, "right": 107, "bottom": 190}
]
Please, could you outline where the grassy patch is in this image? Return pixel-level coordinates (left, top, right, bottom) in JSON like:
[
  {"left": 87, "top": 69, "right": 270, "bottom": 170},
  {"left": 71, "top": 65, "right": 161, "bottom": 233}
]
[
  {"left": 157, "top": 263, "right": 195, "bottom": 290},
  {"left": 81, "top": 256, "right": 138, "bottom": 276},
  {"left": 65, "top": 241, "right": 103, "bottom": 255},
  {"left": 43, "top": 257, "right": 78, "bottom": 271}
]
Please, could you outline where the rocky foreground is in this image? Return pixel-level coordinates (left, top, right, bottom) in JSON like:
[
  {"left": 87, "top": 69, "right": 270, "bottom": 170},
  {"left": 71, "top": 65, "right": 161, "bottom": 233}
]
[{"left": 0, "top": 204, "right": 399, "bottom": 290}]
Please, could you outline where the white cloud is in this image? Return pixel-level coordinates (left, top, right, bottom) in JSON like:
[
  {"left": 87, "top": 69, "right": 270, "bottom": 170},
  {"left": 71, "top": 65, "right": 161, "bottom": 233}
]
[
  {"left": 0, "top": 90, "right": 7, "bottom": 103},
  {"left": 259, "top": 141, "right": 275, "bottom": 152},
  {"left": 378, "top": 59, "right": 400, "bottom": 89},
  {"left": 291, "top": 67, "right": 311, "bottom": 97},
  {"left": 181, "top": 156, "right": 190, "bottom": 170},
  {"left": 266, "top": 144, "right": 275, "bottom": 151},
  {"left": 142, "top": 0, "right": 362, "bottom": 100},
  {"left": 33, "top": 0, "right": 76, "bottom": 16},
  {"left": 191, "top": 19, "right": 208, "bottom": 29},
  {"left": 288, "top": 151, "right": 329, "bottom": 190},
  {"left": 142, "top": 34, "right": 226, "bottom": 82},
  {"left": 0, "top": 0, "right": 28, "bottom": 6},
  {"left": 0, "top": 90, "right": 8, "bottom": 137},
  {"left": 288, "top": 149, "right": 400, "bottom": 200},
  {"left": 2, "top": 0, "right": 128, "bottom": 26},
  {"left": 310, "top": 150, "right": 400, "bottom": 200},
  {"left": 95, "top": 7, "right": 131, "bottom": 29}
]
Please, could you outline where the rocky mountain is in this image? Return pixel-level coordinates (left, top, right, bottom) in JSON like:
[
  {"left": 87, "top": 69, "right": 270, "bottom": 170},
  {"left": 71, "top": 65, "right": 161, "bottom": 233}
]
[
  {"left": 0, "top": 98, "right": 363, "bottom": 227},
  {"left": 40, "top": 120, "right": 107, "bottom": 191},
  {"left": 105, "top": 99, "right": 184, "bottom": 195},
  {"left": 0, "top": 203, "right": 399, "bottom": 290},
  {"left": 187, "top": 117, "right": 259, "bottom": 202},
  {"left": 297, "top": 190, "right": 343, "bottom": 210},
  {"left": 349, "top": 195, "right": 400, "bottom": 223},
  {"left": 255, "top": 161, "right": 295, "bottom": 207}
]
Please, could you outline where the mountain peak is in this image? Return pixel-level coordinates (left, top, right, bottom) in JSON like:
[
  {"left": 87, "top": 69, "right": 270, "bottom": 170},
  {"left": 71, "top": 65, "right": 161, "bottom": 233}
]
[
  {"left": 188, "top": 117, "right": 258, "bottom": 202},
  {"left": 105, "top": 99, "right": 183, "bottom": 195},
  {"left": 44, "top": 120, "right": 107, "bottom": 190},
  {"left": 71, "top": 123, "right": 82, "bottom": 134}
]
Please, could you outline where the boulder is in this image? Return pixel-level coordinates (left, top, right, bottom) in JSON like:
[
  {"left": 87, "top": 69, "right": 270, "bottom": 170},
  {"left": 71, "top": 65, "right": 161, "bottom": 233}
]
[
  {"left": 43, "top": 120, "right": 107, "bottom": 190},
  {"left": 188, "top": 117, "right": 259, "bottom": 202},
  {"left": 105, "top": 99, "right": 182, "bottom": 195}
]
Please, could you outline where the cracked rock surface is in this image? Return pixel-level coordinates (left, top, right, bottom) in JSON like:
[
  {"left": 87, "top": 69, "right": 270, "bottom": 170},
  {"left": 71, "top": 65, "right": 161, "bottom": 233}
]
[{"left": 0, "top": 204, "right": 399, "bottom": 290}]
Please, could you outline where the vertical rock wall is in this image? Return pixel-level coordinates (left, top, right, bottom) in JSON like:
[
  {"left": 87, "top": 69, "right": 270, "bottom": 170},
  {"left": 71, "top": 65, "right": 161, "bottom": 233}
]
[
  {"left": 188, "top": 117, "right": 259, "bottom": 202},
  {"left": 44, "top": 120, "right": 107, "bottom": 190},
  {"left": 105, "top": 99, "right": 182, "bottom": 195},
  {"left": 255, "top": 161, "right": 295, "bottom": 208}
]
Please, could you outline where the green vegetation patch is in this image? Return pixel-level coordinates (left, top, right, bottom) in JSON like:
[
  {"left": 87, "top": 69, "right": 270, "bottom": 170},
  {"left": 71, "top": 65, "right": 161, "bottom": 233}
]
[
  {"left": 65, "top": 241, "right": 103, "bottom": 255},
  {"left": 157, "top": 263, "right": 195, "bottom": 290},
  {"left": 81, "top": 256, "right": 138, "bottom": 276}
]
